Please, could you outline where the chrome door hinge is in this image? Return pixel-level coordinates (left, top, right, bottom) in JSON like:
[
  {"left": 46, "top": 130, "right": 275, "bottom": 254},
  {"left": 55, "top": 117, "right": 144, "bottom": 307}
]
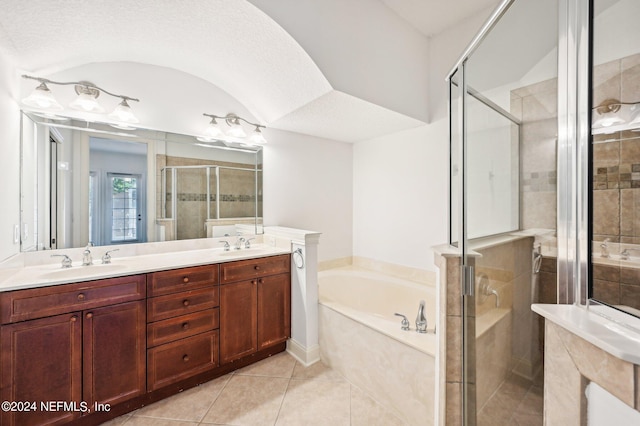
[{"left": 461, "top": 265, "right": 475, "bottom": 296}]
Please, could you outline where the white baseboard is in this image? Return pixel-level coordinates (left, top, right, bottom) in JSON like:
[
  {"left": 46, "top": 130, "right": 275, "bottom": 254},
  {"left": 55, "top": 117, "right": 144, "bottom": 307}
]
[{"left": 286, "top": 339, "right": 320, "bottom": 366}]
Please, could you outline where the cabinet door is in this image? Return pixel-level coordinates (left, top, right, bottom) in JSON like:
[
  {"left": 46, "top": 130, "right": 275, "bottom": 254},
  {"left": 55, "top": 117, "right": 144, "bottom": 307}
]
[
  {"left": 83, "top": 301, "right": 146, "bottom": 407},
  {"left": 0, "top": 313, "right": 82, "bottom": 426},
  {"left": 257, "top": 273, "right": 291, "bottom": 350},
  {"left": 219, "top": 280, "right": 257, "bottom": 364}
]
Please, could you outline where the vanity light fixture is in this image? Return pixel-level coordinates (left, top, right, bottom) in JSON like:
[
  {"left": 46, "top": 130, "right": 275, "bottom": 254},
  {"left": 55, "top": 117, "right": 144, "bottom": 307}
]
[
  {"left": 592, "top": 98, "right": 640, "bottom": 129},
  {"left": 200, "top": 113, "right": 267, "bottom": 144},
  {"left": 21, "top": 75, "right": 140, "bottom": 125}
]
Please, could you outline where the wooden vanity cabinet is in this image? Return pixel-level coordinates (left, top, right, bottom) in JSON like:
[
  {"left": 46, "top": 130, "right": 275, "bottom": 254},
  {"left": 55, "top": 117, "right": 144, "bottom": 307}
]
[
  {"left": 219, "top": 255, "right": 291, "bottom": 364},
  {"left": 146, "top": 264, "right": 220, "bottom": 391},
  {"left": 0, "top": 275, "right": 146, "bottom": 426}
]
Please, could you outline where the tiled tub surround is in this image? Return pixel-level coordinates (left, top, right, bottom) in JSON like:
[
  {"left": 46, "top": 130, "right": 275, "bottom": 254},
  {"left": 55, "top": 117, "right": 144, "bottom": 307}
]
[
  {"left": 591, "top": 254, "right": 640, "bottom": 311},
  {"left": 318, "top": 267, "right": 436, "bottom": 425}
]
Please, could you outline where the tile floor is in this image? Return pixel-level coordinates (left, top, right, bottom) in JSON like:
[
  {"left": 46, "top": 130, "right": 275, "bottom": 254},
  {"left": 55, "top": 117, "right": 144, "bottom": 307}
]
[
  {"left": 477, "top": 370, "right": 544, "bottom": 426},
  {"left": 102, "top": 352, "right": 405, "bottom": 426}
]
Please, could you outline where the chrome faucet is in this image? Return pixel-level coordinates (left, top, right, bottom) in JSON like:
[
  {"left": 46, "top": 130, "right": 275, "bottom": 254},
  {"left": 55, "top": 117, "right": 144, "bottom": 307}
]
[
  {"left": 51, "top": 254, "right": 72, "bottom": 268},
  {"left": 102, "top": 249, "right": 120, "bottom": 264},
  {"left": 245, "top": 237, "right": 255, "bottom": 249},
  {"left": 600, "top": 238, "right": 610, "bottom": 258},
  {"left": 415, "top": 300, "right": 427, "bottom": 333},
  {"left": 234, "top": 236, "right": 245, "bottom": 250},
  {"left": 219, "top": 240, "right": 230, "bottom": 251},
  {"left": 394, "top": 313, "right": 410, "bottom": 331},
  {"left": 620, "top": 248, "right": 640, "bottom": 260},
  {"left": 82, "top": 242, "right": 93, "bottom": 266}
]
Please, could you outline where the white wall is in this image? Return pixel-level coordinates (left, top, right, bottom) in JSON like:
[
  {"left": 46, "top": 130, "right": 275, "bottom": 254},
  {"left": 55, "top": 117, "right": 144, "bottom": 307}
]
[
  {"left": 0, "top": 51, "right": 21, "bottom": 261},
  {"left": 353, "top": 120, "right": 449, "bottom": 272},
  {"left": 262, "top": 128, "right": 353, "bottom": 263}
]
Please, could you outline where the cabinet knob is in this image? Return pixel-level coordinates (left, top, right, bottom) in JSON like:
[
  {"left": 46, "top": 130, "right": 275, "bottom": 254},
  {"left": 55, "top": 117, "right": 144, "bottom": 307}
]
[
  {"left": 183, "top": 354, "right": 190, "bottom": 362},
  {"left": 86, "top": 313, "right": 93, "bottom": 319},
  {"left": 70, "top": 316, "right": 78, "bottom": 322},
  {"left": 183, "top": 299, "right": 190, "bottom": 307},
  {"left": 258, "top": 278, "right": 263, "bottom": 284},
  {"left": 183, "top": 277, "right": 189, "bottom": 283},
  {"left": 254, "top": 265, "right": 260, "bottom": 270},
  {"left": 251, "top": 280, "right": 257, "bottom": 285},
  {"left": 182, "top": 322, "right": 190, "bottom": 330},
  {"left": 77, "top": 293, "right": 86, "bottom": 301}
]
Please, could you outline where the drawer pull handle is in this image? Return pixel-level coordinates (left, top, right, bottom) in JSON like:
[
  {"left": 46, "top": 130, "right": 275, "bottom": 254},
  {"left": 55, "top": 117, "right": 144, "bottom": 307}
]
[
  {"left": 183, "top": 355, "right": 190, "bottom": 362},
  {"left": 70, "top": 316, "right": 78, "bottom": 322},
  {"left": 251, "top": 280, "right": 257, "bottom": 285},
  {"left": 183, "top": 300, "right": 190, "bottom": 307},
  {"left": 254, "top": 265, "right": 260, "bottom": 270},
  {"left": 258, "top": 278, "right": 263, "bottom": 284},
  {"left": 86, "top": 313, "right": 93, "bottom": 319},
  {"left": 77, "top": 293, "right": 86, "bottom": 301},
  {"left": 183, "top": 277, "right": 189, "bottom": 283},
  {"left": 182, "top": 322, "right": 190, "bottom": 330}
]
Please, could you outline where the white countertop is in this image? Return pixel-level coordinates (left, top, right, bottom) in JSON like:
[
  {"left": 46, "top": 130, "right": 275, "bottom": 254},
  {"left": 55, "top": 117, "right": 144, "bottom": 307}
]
[
  {"left": 532, "top": 304, "right": 640, "bottom": 365},
  {"left": 0, "top": 245, "right": 291, "bottom": 292}
]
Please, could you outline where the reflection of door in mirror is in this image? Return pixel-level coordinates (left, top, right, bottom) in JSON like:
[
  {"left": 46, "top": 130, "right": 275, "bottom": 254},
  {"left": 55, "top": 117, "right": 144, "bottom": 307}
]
[{"left": 89, "top": 138, "right": 147, "bottom": 246}]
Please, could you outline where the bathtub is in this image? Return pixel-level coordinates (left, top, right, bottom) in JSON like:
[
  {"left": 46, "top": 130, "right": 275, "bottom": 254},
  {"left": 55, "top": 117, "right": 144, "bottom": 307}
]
[{"left": 318, "top": 267, "right": 436, "bottom": 426}]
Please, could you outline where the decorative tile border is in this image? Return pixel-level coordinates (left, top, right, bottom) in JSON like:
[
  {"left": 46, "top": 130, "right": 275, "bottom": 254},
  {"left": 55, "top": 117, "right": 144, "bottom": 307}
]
[{"left": 522, "top": 171, "right": 556, "bottom": 192}]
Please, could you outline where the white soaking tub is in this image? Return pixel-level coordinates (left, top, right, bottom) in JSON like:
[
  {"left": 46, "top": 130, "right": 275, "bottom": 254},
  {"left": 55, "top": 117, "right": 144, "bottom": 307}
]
[{"left": 318, "top": 267, "right": 437, "bottom": 426}]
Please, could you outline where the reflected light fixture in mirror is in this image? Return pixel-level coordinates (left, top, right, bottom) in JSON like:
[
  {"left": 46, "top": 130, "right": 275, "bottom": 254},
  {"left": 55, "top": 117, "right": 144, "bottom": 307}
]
[
  {"left": 592, "top": 98, "right": 640, "bottom": 132},
  {"left": 199, "top": 112, "right": 267, "bottom": 145},
  {"left": 21, "top": 75, "right": 140, "bottom": 127}
]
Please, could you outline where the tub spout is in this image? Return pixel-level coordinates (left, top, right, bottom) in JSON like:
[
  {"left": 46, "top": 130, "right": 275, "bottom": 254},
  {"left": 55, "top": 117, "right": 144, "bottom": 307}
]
[
  {"left": 415, "top": 300, "right": 427, "bottom": 333},
  {"left": 489, "top": 289, "right": 500, "bottom": 308},
  {"left": 394, "top": 313, "right": 410, "bottom": 331}
]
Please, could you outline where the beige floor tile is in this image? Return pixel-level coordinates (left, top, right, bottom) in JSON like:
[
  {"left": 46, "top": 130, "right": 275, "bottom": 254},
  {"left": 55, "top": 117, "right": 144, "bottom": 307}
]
[
  {"left": 291, "top": 360, "right": 345, "bottom": 381},
  {"left": 133, "top": 374, "right": 230, "bottom": 422},
  {"left": 516, "top": 389, "right": 543, "bottom": 416},
  {"left": 350, "top": 385, "right": 405, "bottom": 426},
  {"left": 275, "top": 378, "right": 350, "bottom": 426},
  {"left": 120, "top": 417, "right": 199, "bottom": 426},
  {"left": 201, "top": 375, "right": 289, "bottom": 425},
  {"left": 512, "top": 412, "right": 543, "bottom": 426},
  {"left": 234, "top": 352, "right": 296, "bottom": 378}
]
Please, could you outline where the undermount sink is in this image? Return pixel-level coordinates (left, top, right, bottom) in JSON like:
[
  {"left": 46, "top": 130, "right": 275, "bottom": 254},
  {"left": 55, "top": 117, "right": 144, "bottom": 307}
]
[
  {"left": 38, "top": 263, "right": 128, "bottom": 280},
  {"left": 217, "top": 248, "right": 272, "bottom": 257}
]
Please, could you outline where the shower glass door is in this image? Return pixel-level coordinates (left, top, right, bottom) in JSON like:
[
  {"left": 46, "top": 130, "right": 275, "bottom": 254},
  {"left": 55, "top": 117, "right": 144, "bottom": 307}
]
[{"left": 449, "top": 0, "right": 559, "bottom": 424}]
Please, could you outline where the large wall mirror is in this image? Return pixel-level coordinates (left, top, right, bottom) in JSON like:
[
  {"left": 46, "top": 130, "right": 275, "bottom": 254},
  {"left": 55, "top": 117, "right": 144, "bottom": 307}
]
[
  {"left": 21, "top": 111, "right": 263, "bottom": 251},
  {"left": 590, "top": 0, "right": 640, "bottom": 317}
]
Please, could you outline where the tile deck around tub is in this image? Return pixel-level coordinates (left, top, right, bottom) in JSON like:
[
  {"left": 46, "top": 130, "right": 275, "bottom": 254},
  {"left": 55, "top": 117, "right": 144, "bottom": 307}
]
[{"left": 100, "top": 352, "right": 406, "bottom": 426}]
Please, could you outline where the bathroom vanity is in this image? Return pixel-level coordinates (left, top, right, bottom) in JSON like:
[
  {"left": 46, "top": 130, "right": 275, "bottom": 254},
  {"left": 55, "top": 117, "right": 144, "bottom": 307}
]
[{"left": 0, "top": 252, "right": 291, "bottom": 426}]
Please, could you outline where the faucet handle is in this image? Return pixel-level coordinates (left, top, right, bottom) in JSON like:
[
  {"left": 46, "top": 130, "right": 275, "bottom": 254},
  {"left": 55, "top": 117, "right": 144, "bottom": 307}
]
[
  {"left": 219, "top": 240, "right": 230, "bottom": 251},
  {"left": 245, "top": 237, "right": 255, "bottom": 249},
  {"left": 102, "top": 249, "right": 120, "bottom": 264},
  {"left": 394, "top": 313, "right": 410, "bottom": 331},
  {"left": 51, "top": 254, "right": 73, "bottom": 269}
]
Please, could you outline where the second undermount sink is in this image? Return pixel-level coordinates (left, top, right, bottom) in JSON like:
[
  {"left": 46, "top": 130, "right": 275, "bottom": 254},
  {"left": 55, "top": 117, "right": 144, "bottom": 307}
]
[
  {"left": 38, "top": 263, "right": 129, "bottom": 280},
  {"left": 217, "top": 248, "right": 273, "bottom": 257}
]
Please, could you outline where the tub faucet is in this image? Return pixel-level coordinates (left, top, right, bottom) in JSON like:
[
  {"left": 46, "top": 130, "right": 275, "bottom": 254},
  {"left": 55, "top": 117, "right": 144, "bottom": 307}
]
[
  {"left": 51, "top": 254, "right": 72, "bottom": 269},
  {"left": 82, "top": 242, "right": 93, "bottom": 266},
  {"left": 600, "top": 238, "right": 610, "bottom": 258},
  {"left": 415, "top": 300, "right": 427, "bottom": 333},
  {"left": 394, "top": 313, "right": 410, "bottom": 331}
]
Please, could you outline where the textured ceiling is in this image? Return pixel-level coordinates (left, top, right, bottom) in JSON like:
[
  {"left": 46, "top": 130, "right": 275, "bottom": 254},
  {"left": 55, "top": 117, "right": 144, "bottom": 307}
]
[
  {"left": 0, "top": 0, "right": 445, "bottom": 142},
  {"left": 380, "top": 0, "right": 502, "bottom": 37}
]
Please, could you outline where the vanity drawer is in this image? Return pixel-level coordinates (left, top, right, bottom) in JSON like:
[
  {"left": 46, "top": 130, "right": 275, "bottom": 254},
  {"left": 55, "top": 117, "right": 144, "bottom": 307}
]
[
  {"left": 0, "top": 275, "right": 146, "bottom": 324},
  {"left": 147, "top": 308, "right": 219, "bottom": 347},
  {"left": 220, "top": 254, "right": 290, "bottom": 284},
  {"left": 147, "top": 330, "right": 219, "bottom": 391},
  {"left": 148, "top": 264, "right": 219, "bottom": 296},
  {"left": 147, "top": 287, "right": 219, "bottom": 322}
]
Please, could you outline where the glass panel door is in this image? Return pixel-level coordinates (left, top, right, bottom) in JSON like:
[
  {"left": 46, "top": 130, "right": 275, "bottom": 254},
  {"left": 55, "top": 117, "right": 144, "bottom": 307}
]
[{"left": 108, "top": 173, "right": 144, "bottom": 244}]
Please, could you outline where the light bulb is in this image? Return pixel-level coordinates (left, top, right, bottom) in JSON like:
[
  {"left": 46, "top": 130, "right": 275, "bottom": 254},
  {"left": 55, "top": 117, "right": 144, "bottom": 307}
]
[
  {"left": 70, "top": 91, "right": 105, "bottom": 113},
  {"left": 226, "top": 119, "right": 247, "bottom": 138},
  {"left": 22, "top": 82, "right": 63, "bottom": 111},
  {"left": 200, "top": 117, "right": 224, "bottom": 141},
  {"left": 593, "top": 115, "right": 624, "bottom": 128},
  {"left": 108, "top": 99, "right": 139, "bottom": 124},
  {"left": 248, "top": 127, "right": 267, "bottom": 145}
]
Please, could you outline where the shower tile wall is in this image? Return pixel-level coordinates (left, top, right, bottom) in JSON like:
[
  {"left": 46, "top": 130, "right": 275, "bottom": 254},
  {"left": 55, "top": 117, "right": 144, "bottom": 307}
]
[
  {"left": 592, "top": 53, "right": 640, "bottom": 244},
  {"left": 155, "top": 155, "right": 258, "bottom": 240},
  {"left": 511, "top": 79, "right": 558, "bottom": 231}
]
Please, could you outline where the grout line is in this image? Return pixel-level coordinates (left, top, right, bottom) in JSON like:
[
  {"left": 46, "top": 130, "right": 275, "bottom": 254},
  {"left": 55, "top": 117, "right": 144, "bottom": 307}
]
[
  {"left": 273, "top": 376, "right": 293, "bottom": 425},
  {"left": 196, "top": 373, "right": 233, "bottom": 424}
]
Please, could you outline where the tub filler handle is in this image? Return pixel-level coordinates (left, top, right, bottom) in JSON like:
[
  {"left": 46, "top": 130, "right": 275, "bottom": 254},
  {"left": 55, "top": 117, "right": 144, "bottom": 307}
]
[
  {"left": 416, "top": 300, "right": 428, "bottom": 333},
  {"left": 393, "top": 313, "right": 410, "bottom": 331}
]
